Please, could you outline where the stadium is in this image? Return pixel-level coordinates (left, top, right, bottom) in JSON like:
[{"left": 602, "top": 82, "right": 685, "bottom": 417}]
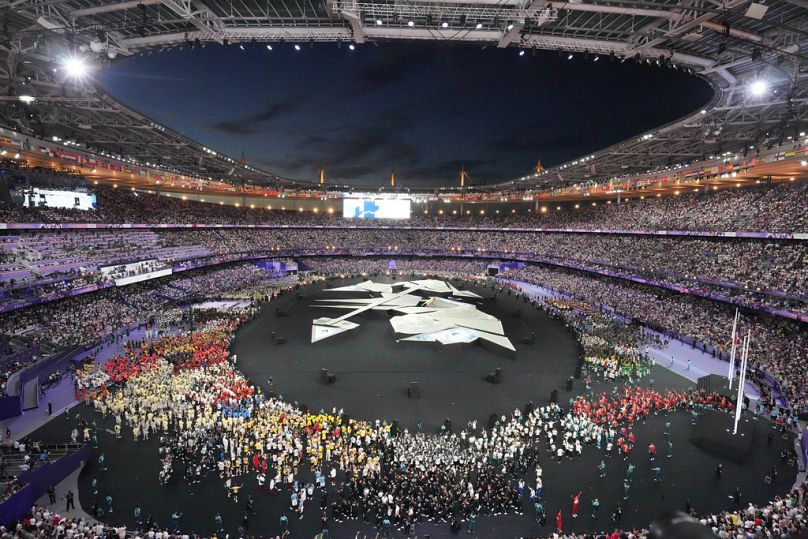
[{"left": 0, "top": 0, "right": 807, "bottom": 537}]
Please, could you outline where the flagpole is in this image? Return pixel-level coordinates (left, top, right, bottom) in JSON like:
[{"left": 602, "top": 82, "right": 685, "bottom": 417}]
[
  {"left": 733, "top": 329, "right": 751, "bottom": 435},
  {"left": 728, "top": 309, "right": 739, "bottom": 389}
]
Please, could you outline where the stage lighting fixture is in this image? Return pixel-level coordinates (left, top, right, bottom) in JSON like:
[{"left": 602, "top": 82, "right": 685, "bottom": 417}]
[
  {"left": 519, "top": 50, "right": 525, "bottom": 56},
  {"left": 62, "top": 56, "right": 88, "bottom": 78},
  {"left": 239, "top": 44, "right": 245, "bottom": 50},
  {"left": 475, "top": 21, "right": 483, "bottom": 29},
  {"left": 408, "top": 20, "right": 415, "bottom": 26},
  {"left": 349, "top": 44, "right": 355, "bottom": 50},
  {"left": 375, "top": 18, "right": 383, "bottom": 25},
  {"left": 593, "top": 55, "right": 599, "bottom": 61},
  {"left": 441, "top": 21, "right": 449, "bottom": 28},
  {"left": 267, "top": 44, "right": 273, "bottom": 50},
  {"left": 507, "top": 23, "right": 514, "bottom": 30},
  {"left": 567, "top": 53, "right": 573, "bottom": 60},
  {"left": 749, "top": 79, "right": 768, "bottom": 97},
  {"left": 294, "top": 44, "right": 301, "bottom": 51}
]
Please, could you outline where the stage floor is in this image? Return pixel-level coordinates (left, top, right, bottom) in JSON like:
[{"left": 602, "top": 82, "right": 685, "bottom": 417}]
[{"left": 231, "top": 277, "right": 582, "bottom": 430}]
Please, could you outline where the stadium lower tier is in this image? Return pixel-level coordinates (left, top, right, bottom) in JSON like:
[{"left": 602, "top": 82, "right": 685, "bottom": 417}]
[
  {"left": 7, "top": 278, "right": 803, "bottom": 539},
  {"left": 1, "top": 227, "right": 805, "bottom": 319},
  {"left": 1, "top": 256, "right": 806, "bottom": 411}
]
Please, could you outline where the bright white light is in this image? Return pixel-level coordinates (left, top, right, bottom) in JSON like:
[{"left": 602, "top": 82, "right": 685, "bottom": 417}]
[
  {"left": 239, "top": 44, "right": 245, "bottom": 50},
  {"left": 349, "top": 44, "right": 355, "bottom": 50},
  {"left": 700, "top": 109, "right": 707, "bottom": 114},
  {"left": 267, "top": 44, "right": 273, "bottom": 50},
  {"left": 518, "top": 50, "right": 525, "bottom": 56},
  {"left": 749, "top": 79, "right": 768, "bottom": 97},
  {"left": 62, "top": 56, "right": 88, "bottom": 78},
  {"left": 18, "top": 95, "right": 35, "bottom": 104},
  {"left": 507, "top": 23, "right": 514, "bottom": 30},
  {"left": 13, "top": 153, "right": 20, "bottom": 159},
  {"left": 475, "top": 22, "right": 483, "bottom": 29},
  {"left": 567, "top": 53, "right": 573, "bottom": 60},
  {"left": 593, "top": 55, "right": 599, "bottom": 61},
  {"left": 294, "top": 44, "right": 301, "bottom": 51},
  {"left": 407, "top": 20, "right": 414, "bottom": 26},
  {"left": 441, "top": 21, "right": 449, "bottom": 28},
  {"left": 375, "top": 18, "right": 382, "bottom": 25}
]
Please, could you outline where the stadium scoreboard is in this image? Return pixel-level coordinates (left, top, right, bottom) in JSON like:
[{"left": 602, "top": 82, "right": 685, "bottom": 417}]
[{"left": 342, "top": 198, "right": 411, "bottom": 219}]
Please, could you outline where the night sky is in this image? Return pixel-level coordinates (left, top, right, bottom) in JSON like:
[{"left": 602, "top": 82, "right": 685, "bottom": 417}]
[{"left": 99, "top": 43, "right": 713, "bottom": 188}]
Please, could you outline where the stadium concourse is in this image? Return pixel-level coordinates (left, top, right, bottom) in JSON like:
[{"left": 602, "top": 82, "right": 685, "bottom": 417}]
[{"left": 0, "top": 168, "right": 804, "bottom": 538}]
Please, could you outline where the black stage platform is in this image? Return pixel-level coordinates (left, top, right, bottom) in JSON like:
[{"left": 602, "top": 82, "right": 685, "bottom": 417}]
[
  {"left": 24, "top": 277, "right": 798, "bottom": 538},
  {"left": 689, "top": 410, "right": 757, "bottom": 463},
  {"left": 232, "top": 277, "right": 582, "bottom": 430}
]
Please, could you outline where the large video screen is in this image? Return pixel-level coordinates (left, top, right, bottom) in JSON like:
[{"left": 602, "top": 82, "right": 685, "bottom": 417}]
[
  {"left": 23, "top": 188, "right": 96, "bottom": 211},
  {"left": 343, "top": 198, "right": 411, "bottom": 219}
]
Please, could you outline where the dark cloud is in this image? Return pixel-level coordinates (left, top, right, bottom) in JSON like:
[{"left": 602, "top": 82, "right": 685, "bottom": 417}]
[{"left": 210, "top": 96, "right": 304, "bottom": 135}]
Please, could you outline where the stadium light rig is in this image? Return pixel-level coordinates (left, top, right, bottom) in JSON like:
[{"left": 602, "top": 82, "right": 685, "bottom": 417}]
[
  {"left": 749, "top": 79, "right": 768, "bottom": 97},
  {"left": 62, "top": 56, "right": 89, "bottom": 79}
]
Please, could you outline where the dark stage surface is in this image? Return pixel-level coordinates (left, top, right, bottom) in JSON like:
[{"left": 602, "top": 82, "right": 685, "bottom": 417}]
[
  {"left": 232, "top": 277, "right": 582, "bottom": 431},
  {"left": 26, "top": 277, "right": 799, "bottom": 538}
]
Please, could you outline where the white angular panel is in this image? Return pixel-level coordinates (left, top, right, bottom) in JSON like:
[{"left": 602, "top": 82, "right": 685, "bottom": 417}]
[{"left": 311, "top": 279, "right": 516, "bottom": 351}]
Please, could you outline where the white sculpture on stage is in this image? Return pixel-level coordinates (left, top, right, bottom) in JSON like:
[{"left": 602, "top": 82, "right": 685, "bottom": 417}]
[{"left": 310, "top": 279, "right": 515, "bottom": 352}]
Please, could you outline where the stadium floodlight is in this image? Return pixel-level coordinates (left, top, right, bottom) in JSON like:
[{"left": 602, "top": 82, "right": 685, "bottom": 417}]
[
  {"left": 62, "top": 56, "right": 88, "bottom": 78},
  {"left": 294, "top": 44, "right": 301, "bottom": 51},
  {"left": 749, "top": 79, "right": 768, "bottom": 97}
]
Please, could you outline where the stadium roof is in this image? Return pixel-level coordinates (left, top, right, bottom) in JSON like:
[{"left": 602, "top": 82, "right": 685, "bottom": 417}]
[{"left": 0, "top": 0, "right": 806, "bottom": 189}]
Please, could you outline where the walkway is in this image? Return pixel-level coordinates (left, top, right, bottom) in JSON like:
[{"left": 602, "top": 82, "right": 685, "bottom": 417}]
[
  {"left": 1, "top": 327, "right": 149, "bottom": 443},
  {"left": 500, "top": 278, "right": 761, "bottom": 405}
]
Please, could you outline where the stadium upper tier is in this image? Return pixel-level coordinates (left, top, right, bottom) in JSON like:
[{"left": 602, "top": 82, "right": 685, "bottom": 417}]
[
  {"left": 0, "top": 0, "right": 806, "bottom": 189},
  {"left": 3, "top": 180, "right": 807, "bottom": 233}
]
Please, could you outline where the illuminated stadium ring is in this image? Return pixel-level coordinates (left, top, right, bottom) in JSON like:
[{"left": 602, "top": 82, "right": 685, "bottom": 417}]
[{"left": 0, "top": 1, "right": 805, "bottom": 189}]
